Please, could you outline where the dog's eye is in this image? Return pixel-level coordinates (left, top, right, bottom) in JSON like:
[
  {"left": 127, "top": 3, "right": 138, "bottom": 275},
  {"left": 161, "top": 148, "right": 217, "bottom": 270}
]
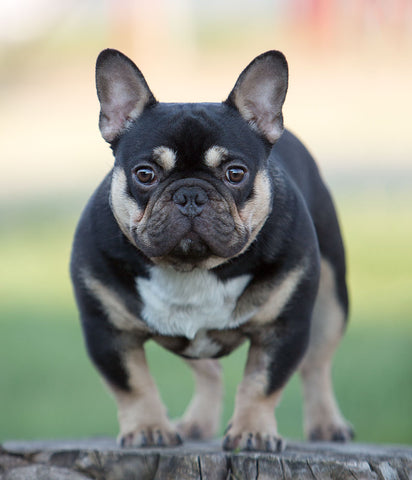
[
  {"left": 133, "top": 167, "right": 157, "bottom": 185},
  {"left": 225, "top": 167, "right": 246, "bottom": 184}
]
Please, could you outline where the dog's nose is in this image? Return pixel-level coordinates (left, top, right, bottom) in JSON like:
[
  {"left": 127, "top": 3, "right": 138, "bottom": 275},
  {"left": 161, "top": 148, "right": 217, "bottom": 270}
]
[{"left": 173, "top": 186, "right": 208, "bottom": 217}]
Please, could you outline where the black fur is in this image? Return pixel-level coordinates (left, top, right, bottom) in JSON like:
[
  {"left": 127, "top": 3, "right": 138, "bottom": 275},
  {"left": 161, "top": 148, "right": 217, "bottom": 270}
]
[{"left": 70, "top": 50, "right": 349, "bottom": 446}]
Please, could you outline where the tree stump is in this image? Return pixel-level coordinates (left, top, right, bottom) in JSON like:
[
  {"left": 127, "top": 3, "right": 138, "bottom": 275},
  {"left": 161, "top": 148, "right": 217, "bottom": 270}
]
[{"left": 1, "top": 438, "right": 411, "bottom": 479}]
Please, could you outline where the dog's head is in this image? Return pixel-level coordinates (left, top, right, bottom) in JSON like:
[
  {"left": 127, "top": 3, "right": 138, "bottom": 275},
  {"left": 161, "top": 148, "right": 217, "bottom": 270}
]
[{"left": 95, "top": 49, "right": 288, "bottom": 270}]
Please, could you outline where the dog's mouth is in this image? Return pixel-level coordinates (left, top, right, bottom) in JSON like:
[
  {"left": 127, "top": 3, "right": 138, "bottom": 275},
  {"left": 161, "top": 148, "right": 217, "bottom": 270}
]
[
  {"left": 170, "top": 231, "right": 211, "bottom": 260},
  {"left": 131, "top": 178, "right": 250, "bottom": 266},
  {"left": 149, "top": 227, "right": 242, "bottom": 272},
  {"left": 134, "top": 215, "right": 248, "bottom": 268}
]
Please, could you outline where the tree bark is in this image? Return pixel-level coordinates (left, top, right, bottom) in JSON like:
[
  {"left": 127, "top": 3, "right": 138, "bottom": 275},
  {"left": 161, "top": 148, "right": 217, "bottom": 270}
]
[{"left": 1, "top": 438, "right": 411, "bottom": 479}]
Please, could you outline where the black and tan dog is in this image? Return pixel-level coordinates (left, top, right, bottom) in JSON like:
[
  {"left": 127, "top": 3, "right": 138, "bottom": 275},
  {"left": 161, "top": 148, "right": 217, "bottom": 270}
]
[{"left": 70, "top": 49, "right": 353, "bottom": 451}]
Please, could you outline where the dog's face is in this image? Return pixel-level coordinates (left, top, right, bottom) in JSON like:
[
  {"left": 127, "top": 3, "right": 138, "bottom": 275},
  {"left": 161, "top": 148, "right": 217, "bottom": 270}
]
[{"left": 96, "top": 50, "right": 288, "bottom": 269}]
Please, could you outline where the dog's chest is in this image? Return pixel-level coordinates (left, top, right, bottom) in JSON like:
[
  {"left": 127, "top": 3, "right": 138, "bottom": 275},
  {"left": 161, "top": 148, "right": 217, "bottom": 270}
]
[{"left": 136, "top": 267, "right": 251, "bottom": 339}]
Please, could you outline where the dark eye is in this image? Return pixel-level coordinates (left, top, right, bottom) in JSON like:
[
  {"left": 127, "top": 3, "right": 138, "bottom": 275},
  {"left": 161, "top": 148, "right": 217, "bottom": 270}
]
[
  {"left": 225, "top": 167, "right": 247, "bottom": 184},
  {"left": 133, "top": 167, "right": 157, "bottom": 185}
]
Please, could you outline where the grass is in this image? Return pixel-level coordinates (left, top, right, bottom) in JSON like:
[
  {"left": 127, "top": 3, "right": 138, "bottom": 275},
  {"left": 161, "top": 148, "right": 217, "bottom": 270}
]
[{"left": 0, "top": 186, "right": 411, "bottom": 445}]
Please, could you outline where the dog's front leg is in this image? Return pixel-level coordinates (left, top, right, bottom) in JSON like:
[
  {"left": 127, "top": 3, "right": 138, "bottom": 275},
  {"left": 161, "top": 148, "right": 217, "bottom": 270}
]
[
  {"left": 223, "top": 319, "right": 310, "bottom": 452},
  {"left": 176, "top": 358, "right": 223, "bottom": 440},
  {"left": 222, "top": 342, "right": 284, "bottom": 452},
  {"left": 108, "top": 345, "right": 183, "bottom": 447},
  {"left": 77, "top": 276, "right": 182, "bottom": 448}
]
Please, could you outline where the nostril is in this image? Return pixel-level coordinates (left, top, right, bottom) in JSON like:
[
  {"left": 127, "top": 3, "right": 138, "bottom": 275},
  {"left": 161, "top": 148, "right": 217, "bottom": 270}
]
[
  {"left": 174, "top": 191, "right": 188, "bottom": 206},
  {"left": 194, "top": 190, "right": 207, "bottom": 206},
  {"left": 173, "top": 186, "right": 208, "bottom": 217}
]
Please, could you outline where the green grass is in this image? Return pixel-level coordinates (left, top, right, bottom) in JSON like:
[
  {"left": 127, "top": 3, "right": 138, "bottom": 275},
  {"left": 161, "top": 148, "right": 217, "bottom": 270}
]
[{"left": 1, "top": 187, "right": 411, "bottom": 445}]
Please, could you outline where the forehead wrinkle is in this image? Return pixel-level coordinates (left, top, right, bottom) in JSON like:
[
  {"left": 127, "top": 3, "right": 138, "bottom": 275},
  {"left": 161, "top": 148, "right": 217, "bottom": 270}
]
[
  {"left": 152, "top": 146, "right": 177, "bottom": 172},
  {"left": 167, "top": 111, "right": 220, "bottom": 167}
]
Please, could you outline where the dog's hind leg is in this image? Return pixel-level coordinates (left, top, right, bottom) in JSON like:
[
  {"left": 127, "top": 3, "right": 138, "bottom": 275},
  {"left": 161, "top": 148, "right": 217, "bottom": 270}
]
[
  {"left": 176, "top": 358, "right": 223, "bottom": 440},
  {"left": 299, "top": 257, "right": 354, "bottom": 441}
]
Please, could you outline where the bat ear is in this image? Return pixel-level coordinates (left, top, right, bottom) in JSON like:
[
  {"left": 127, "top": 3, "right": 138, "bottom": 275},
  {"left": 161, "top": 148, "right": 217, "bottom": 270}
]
[
  {"left": 226, "top": 51, "right": 288, "bottom": 143},
  {"left": 95, "top": 49, "right": 157, "bottom": 143}
]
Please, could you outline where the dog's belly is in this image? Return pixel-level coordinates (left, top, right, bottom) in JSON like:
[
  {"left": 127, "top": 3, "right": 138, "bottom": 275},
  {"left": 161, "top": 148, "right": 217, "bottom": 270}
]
[
  {"left": 153, "top": 327, "right": 247, "bottom": 358},
  {"left": 136, "top": 266, "right": 252, "bottom": 340}
]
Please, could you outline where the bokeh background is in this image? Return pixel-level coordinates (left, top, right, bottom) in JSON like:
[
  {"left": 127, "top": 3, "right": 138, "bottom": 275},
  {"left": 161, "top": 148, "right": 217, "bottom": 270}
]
[{"left": 1, "top": 0, "right": 411, "bottom": 445}]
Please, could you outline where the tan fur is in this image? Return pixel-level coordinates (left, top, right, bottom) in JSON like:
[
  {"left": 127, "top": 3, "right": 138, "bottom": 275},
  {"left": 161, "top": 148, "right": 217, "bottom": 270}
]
[
  {"left": 176, "top": 359, "right": 223, "bottom": 440},
  {"left": 225, "top": 345, "right": 283, "bottom": 449},
  {"left": 252, "top": 264, "right": 307, "bottom": 324},
  {"left": 153, "top": 146, "right": 176, "bottom": 172},
  {"left": 196, "top": 255, "right": 233, "bottom": 270},
  {"left": 208, "top": 329, "right": 246, "bottom": 354},
  {"left": 110, "top": 167, "right": 158, "bottom": 254},
  {"left": 82, "top": 270, "right": 148, "bottom": 333},
  {"left": 299, "top": 258, "right": 351, "bottom": 440},
  {"left": 182, "top": 331, "right": 221, "bottom": 357},
  {"left": 204, "top": 146, "right": 228, "bottom": 169},
  {"left": 109, "top": 347, "right": 180, "bottom": 446},
  {"left": 238, "top": 170, "right": 272, "bottom": 248},
  {"left": 110, "top": 167, "right": 142, "bottom": 247},
  {"left": 231, "top": 261, "right": 306, "bottom": 327},
  {"left": 153, "top": 253, "right": 233, "bottom": 271}
]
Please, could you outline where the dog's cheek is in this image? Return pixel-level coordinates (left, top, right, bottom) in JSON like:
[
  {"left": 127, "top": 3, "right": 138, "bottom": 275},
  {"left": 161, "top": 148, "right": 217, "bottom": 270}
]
[
  {"left": 239, "top": 170, "right": 272, "bottom": 237},
  {"left": 110, "top": 167, "right": 144, "bottom": 245}
]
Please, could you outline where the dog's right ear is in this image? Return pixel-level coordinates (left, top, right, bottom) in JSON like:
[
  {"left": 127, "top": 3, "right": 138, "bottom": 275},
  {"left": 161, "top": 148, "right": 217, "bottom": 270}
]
[
  {"left": 226, "top": 51, "right": 288, "bottom": 144},
  {"left": 95, "top": 49, "right": 157, "bottom": 143}
]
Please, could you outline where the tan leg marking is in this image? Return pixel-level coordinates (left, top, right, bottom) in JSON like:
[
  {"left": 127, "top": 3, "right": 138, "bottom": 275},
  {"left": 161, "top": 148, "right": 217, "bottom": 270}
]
[
  {"left": 251, "top": 263, "right": 306, "bottom": 325},
  {"left": 82, "top": 270, "right": 148, "bottom": 333},
  {"left": 223, "top": 345, "right": 284, "bottom": 452},
  {"left": 108, "top": 347, "right": 182, "bottom": 447},
  {"left": 299, "top": 258, "right": 353, "bottom": 441},
  {"left": 176, "top": 359, "right": 223, "bottom": 440}
]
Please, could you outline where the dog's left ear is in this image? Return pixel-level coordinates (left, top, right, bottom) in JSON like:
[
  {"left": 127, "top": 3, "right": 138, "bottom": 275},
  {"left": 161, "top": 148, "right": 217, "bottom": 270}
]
[
  {"left": 95, "top": 49, "right": 157, "bottom": 143},
  {"left": 226, "top": 51, "right": 288, "bottom": 144}
]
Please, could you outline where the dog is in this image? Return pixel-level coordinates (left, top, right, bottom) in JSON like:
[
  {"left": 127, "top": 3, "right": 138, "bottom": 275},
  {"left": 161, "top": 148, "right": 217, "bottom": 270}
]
[{"left": 70, "top": 49, "right": 353, "bottom": 452}]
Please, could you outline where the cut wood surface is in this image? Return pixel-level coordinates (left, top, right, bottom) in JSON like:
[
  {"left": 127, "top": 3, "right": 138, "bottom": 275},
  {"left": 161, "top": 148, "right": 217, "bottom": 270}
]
[{"left": 1, "top": 438, "right": 411, "bottom": 479}]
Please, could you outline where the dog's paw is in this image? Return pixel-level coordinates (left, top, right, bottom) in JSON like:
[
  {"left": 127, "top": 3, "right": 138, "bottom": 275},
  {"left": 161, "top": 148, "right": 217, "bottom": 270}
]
[
  {"left": 118, "top": 426, "right": 183, "bottom": 448},
  {"left": 308, "top": 422, "right": 355, "bottom": 443},
  {"left": 222, "top": 425, "right": 285, "bottom": 452},
  {"left": 176, "top": 419, "right": 214, "bottom": 441}
]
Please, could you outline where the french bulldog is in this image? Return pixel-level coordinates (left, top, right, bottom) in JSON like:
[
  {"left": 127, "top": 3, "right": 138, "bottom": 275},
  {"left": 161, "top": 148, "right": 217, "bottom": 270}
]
[{"left": 70, "top": 49, "right": 353, "bottom": 452}]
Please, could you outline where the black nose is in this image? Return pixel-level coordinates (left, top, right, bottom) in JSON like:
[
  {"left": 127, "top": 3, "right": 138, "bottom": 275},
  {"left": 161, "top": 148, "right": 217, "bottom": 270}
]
[{"left": 173, "top": 186, "right": 208, "bottom": 217}]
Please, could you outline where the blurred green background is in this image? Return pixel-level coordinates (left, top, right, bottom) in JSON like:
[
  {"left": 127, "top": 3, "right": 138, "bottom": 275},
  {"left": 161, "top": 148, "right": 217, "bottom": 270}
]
[{"left": 1, "top": 0, "right": 411, "bottom": 445}]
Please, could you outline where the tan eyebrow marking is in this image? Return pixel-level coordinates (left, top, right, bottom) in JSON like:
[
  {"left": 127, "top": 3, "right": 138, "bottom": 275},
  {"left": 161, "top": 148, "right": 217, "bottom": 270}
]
[
  {"left": 204, "top": 146, "right": 229, "bottom": 168},
  {"left": 153, "top": 146, "right": 176, "bottom": 172}
]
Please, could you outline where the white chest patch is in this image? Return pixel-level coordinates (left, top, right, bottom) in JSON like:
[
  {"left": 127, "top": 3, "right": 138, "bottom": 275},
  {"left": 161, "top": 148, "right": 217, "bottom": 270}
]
[{"left": 136, "top": 267, "right": 251, "bottom": 339}]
